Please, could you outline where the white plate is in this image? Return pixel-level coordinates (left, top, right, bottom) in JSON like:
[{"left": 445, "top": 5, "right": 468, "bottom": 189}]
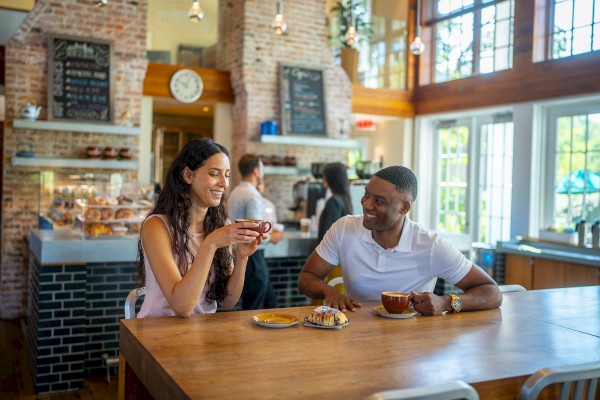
[
  {"left": 373, "top": 305, "right": 419, "bottom": 319},
  {"left": 251, "top": 313, "right": 299, "bottom": 328},
  {"left": 303, "top": 317, "right": 349, "bottom": 330}
]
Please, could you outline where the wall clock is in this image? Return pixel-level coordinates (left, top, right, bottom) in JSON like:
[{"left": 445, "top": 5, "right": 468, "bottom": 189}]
[{"left": 169, "top": 68, "right": 203, "bottom": 103}]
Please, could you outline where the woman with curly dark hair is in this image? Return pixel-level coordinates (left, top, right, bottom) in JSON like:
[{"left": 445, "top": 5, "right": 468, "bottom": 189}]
[{"left": 136, "top": 138, "right": 265, "bottom": 317}]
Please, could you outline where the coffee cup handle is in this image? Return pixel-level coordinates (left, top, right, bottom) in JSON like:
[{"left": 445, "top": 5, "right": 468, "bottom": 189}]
[{"left": 262, "top": 221, "right": 272, "bottom": 233}]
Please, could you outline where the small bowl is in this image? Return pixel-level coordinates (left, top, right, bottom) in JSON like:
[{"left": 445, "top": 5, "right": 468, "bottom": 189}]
[
  {"left": 119, "top": 148, "right": 132, "bottom": 160},
  {"left": 86, "top": 146, "right": 101, "bottom": 158},
  {"left": 104, "top": 147, "right": 118, "bottom": 159}
]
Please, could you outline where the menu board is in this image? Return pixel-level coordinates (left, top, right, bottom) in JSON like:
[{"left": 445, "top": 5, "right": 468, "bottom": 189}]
[
  {"left": 48, "top": 36, "right": 113, "bottom": 123},
  {"left": 280, "top": 64, "right": 326, "bottom": 136}
]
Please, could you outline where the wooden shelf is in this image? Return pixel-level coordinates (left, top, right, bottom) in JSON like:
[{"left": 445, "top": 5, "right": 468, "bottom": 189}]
[
  {"left": 263, "top": 166, "right": 311, "bottom": 175},
  {"left": 13, "top": 119, "right": 140, "bottom": 136},
  {"left": 11, "top": 156, "right": 139, "bottom": 170},
  {"left": 259, "top": 134, "right": 359, "bottom": 148}
]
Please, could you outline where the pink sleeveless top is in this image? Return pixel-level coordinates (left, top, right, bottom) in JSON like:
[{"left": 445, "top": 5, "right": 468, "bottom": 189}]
[{"left": 137, "top": 214, "right": 218, "bottom": 317}]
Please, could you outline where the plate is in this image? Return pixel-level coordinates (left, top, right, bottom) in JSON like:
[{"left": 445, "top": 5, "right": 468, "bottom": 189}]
[
  {"left": 251, "top": 313, "right": 298, "bottom": 328},
  {"left": 373, "top": 305, "right": 419, "bottom": 319},
  {"left": 303, "top": 317, "right": 349, "bottom": 330}
]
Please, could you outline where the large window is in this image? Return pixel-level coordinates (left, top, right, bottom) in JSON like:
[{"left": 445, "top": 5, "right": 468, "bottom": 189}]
[
  {"left": 358, "top": 4, "right": 408, "bottom": 89},
  {"left": 418, "top": 112, "right": 514, "bottom": 248},
  {"left": 545, "top": 104, "right": 600, "bottom": 230},
  {"left": 551, "top": 0, "right": 600, "bottom": 59},
  {"left": 425, "top": 0, "right": 514, "bottom": 83}
]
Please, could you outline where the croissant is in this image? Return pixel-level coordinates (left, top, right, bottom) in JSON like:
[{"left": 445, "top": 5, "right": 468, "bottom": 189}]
[{"left": 307, "top": 306, "right": 348, "bottom": 326}]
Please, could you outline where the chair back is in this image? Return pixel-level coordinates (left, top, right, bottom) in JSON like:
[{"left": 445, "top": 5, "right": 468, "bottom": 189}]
[
  {"left": 519, "top": 361, "right": 600, "bottom": 400},
  {"left": 124, "top": 287, "right": 146, "bottom": 319},
  {"left": 365, "top": 380, "right": 479, "bottom": 400},
  {"left": 499, "top": 284, "right": 527, "bottom": 293},
  {"left": 327, "top": 277, "right": 344, "bottom": 287}
]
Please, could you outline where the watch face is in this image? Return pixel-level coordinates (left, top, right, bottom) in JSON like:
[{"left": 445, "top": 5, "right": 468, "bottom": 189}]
[
  {"left": 451, "top": 295, "right": 462, "bottom": 312},
  {"left": 169, "top": 69, "right": 203, "bottom": 103}
]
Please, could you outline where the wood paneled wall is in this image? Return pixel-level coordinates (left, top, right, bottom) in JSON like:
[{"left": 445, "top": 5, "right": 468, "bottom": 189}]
[{"left": 143, "top": 63, "right": 233, "bottom": 104}]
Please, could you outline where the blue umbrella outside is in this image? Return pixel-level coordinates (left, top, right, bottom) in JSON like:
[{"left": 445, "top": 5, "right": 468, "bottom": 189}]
[{"left": 557, "top": 169, "right": 600, "bottom": 194}]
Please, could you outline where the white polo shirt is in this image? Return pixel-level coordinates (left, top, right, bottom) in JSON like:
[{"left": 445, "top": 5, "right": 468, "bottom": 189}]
[{"left": 315, "top": 215, "right": 471, "bottom": 302}]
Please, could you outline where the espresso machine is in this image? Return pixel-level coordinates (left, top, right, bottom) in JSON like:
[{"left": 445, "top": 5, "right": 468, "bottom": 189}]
[{"left": 290, "top": 179, "right": 326, "bottom": 220}]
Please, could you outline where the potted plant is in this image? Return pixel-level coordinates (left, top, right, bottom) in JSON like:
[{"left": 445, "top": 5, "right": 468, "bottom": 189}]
[{"left": 328, "top": 0, "right": 372, "bottom": 82}]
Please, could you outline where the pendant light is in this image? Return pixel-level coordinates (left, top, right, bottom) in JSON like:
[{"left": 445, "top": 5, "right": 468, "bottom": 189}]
[
  {"left": 271, "top": 0, "right": 287, "bottom": 35},
  {"left": 188, "top": 0, "right": 204, "bottom": 24},
  {"left": 410, "top": 0, "right": 425, "bottom": 55}
]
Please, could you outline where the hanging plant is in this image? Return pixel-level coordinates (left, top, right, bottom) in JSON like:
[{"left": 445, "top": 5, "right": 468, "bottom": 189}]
[{"left": 328, "top": 0, "right": 373, "bottom": 49}]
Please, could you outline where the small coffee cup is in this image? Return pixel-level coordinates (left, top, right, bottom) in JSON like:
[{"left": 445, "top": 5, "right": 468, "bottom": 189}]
[
  {"left": 235, "top": 219, "right": 272, "bottom": 234},
  {"left": 381, "top": 291, "right": 413, "bottom": 314},
  {"left": 104, "top": 146, "right": 118, "bottom": 159}
]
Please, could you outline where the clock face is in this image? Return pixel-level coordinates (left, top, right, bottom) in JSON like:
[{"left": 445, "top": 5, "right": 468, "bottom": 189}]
[{"left": 169, "top": 69, "right": 203, "bottom": 103}]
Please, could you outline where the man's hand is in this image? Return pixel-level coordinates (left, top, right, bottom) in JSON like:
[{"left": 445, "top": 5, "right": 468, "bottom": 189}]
[
  {"left": 410, "top": 291, "right": 450, "bottom": 316},
  {"left": 324, "top": 287, "right": 361, "bottom": 312}
]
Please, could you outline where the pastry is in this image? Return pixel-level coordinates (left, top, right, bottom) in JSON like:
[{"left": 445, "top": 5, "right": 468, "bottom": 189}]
[
  {"left": 84, "top": 208, "right": 101, "bottom": 221},
  {"left": 88, "top": 223, "right": 112, "bottom": 237},
  {"left": 100, "top": 208, "right": 115, "bottom": 220},
  {"left": 115, "top": 208, "right": 135, "bottom": 220},
  {"left": 307, "top": 306, "right": 348, "bottom": 326}
]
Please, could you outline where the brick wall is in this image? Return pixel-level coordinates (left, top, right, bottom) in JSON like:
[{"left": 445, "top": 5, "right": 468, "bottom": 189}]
[
  {"left": 1, "top": 0, "right": 148, "bottom": 318},
  {"left": 217, "top": 0, "right": 353, "bottom": 218}
]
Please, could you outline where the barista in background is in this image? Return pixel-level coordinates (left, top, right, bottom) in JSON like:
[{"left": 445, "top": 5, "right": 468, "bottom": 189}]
[
  {"left": 258, "top": 179, "right": 285, "bottom": 244},
  {"left": 227, "top": 154, "right": 278, "bottom": 310},
  {"left": 318, "top": 162, "right": 353, "bottom": 242}
]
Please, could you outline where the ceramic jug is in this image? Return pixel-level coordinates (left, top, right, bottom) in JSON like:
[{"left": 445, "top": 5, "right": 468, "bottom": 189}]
[{"left": 21, "top": 97, "right": 42, "bottom": 120}]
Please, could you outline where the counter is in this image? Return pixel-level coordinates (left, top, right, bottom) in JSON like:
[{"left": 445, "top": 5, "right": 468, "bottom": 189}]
[{"left": 496, "top": 238, "right": 600, "bottom": 267}]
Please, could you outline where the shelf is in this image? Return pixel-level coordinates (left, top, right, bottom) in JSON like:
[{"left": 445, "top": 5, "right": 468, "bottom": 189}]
[
  {"left": 13, "top": 119, "right": 140, "bottom": 136},
  {"left": 263, "top": 166, "right": 311, "bottom": 175},
  {"left": 11, "top": 156, "right": 139, "bottom": 170},
  {"left": 259, "top": 134, "right": 359, "bottom": 148}
]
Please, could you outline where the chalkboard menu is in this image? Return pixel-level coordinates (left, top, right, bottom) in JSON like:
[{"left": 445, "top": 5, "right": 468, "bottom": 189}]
[
  {"left": 48, "top": 36, "right": 113, "bottom": 123},
  {"left": 280, "top": 64, "right": 326, "bottom": 136}
]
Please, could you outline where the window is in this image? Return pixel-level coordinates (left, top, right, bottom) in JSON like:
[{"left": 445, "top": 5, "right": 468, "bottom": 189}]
[
  {"left": 358, "top": 5, "right": 408, "bottom": 89},
  {"left": 544, "top": 104, "right": 600, "bottom": 230},
  {"left": 425, "top": 0, "right": 514, "bottom": 83},
  {"left": 417, "top": 112, "right": 514, "bottom": 248},
  {"left": 551, "top": 0, "right": 600, "bottom": 59}
]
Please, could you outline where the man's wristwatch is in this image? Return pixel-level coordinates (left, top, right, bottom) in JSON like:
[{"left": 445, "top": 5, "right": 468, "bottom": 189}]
[{"left": 449, "top": 294, "right": 462, "bottom": 313}]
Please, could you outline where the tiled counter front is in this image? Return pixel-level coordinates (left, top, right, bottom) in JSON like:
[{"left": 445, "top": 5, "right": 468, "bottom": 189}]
[{"left": 27, "top": 257, "right": 138, "bottom": 393}]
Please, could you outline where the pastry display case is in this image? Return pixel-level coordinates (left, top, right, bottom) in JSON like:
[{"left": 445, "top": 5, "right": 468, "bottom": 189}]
[{"left": 39, "top": 171, "right": 152, "bottom": 239}]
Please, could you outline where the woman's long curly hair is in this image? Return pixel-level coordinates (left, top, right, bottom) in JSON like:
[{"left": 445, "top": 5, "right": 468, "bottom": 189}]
[{"left": 137, "top": 138, "right": 232, "bottom": 303}]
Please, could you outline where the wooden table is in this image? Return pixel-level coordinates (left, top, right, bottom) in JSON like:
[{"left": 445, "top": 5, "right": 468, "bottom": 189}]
[{"left": 118, "top": 286, "right": 600, "bottom": 399}]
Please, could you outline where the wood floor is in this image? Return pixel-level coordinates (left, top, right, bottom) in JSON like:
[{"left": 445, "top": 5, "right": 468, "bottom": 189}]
[{"left": 0, "top": 319, "right": 118, "bottom": 400}]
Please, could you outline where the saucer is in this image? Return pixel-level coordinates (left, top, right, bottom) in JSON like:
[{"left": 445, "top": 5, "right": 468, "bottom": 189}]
[
  {"left": 373, "top": 305, "right": 419, "bottom": 319},
  {"left": 303, "top": 317, "right": 349, "bottom": 330},
  {"left": 252, "top": 313, "right": 298, "bottom": 328}
]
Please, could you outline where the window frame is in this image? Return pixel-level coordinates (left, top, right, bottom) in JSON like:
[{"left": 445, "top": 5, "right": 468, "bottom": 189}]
[{"left": 542, "top": 100, "right": 600, "bottom": 229}]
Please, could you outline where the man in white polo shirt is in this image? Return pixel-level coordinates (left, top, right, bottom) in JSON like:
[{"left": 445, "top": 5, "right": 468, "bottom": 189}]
[{"left": 297, "top": 165, "right": 502, "bottom": 316}]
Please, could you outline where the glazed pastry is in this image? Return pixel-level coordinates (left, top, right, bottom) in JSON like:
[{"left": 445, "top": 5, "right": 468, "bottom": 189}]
[
  {"left": 100, "top": 208, "right": 115, "bottom": 220},
  {"left": 115, "top": 208, "right": 135, "bottom": 219},
  {"left": 84, "top": 208, "right": 101, "bottom": 221},
  {"left": 88, "top": 223, "right": 112, "bottom": 237},
  {"left": 307, "top": 306, "right": 348, "bottom": 326}
]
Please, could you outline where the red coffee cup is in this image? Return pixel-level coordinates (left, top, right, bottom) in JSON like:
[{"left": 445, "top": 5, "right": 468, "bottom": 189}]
[
  {"left": 381, "top": 291, "right": 413, "bottom": 314},
  {"left": 235, "top": 219, "right": 272, "bottom": 234}
]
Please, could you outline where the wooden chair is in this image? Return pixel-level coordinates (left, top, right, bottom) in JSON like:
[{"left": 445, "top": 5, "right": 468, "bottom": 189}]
[
  {"left": 365, "top": 380, "right": 479, "bottom": 400},
  {"left": 499, "top": 284, "right": 527, "bottom": 293},
  {"left": 519, "top": 361, "right": 600, "bottom": 400},
  {"left": 103, "top": 287, "right": 146, "bottom": 383}
]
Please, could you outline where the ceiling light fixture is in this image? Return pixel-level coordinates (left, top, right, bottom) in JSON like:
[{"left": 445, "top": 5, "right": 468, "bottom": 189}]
[
  {"left": 188, "top": 0, "right": 204, "bottom": 24},
  {"left": 410, "top": 0, "right": 425, "bottom": 55},
  {"left": 93, "top": 0, "right": 108, "bottom": 6},
  {"left": 271, "top": 0, "right": 287, "bottom": 35}
]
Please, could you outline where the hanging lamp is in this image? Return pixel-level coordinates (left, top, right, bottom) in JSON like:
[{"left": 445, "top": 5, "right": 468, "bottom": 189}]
[
  {"left": 271, "top": 0, "right": 287, "bottom": 35},
  {"left": 410, "top": 0, "right": 425, "bottom": 55},
  {"left": 188, "top": 0, "right": 204, "bottom": 24}
]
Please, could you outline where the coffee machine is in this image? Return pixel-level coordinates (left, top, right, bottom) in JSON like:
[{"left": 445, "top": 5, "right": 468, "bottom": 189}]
[{"left": 290, "top": 179, "right": 325, "bottom": 220}]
